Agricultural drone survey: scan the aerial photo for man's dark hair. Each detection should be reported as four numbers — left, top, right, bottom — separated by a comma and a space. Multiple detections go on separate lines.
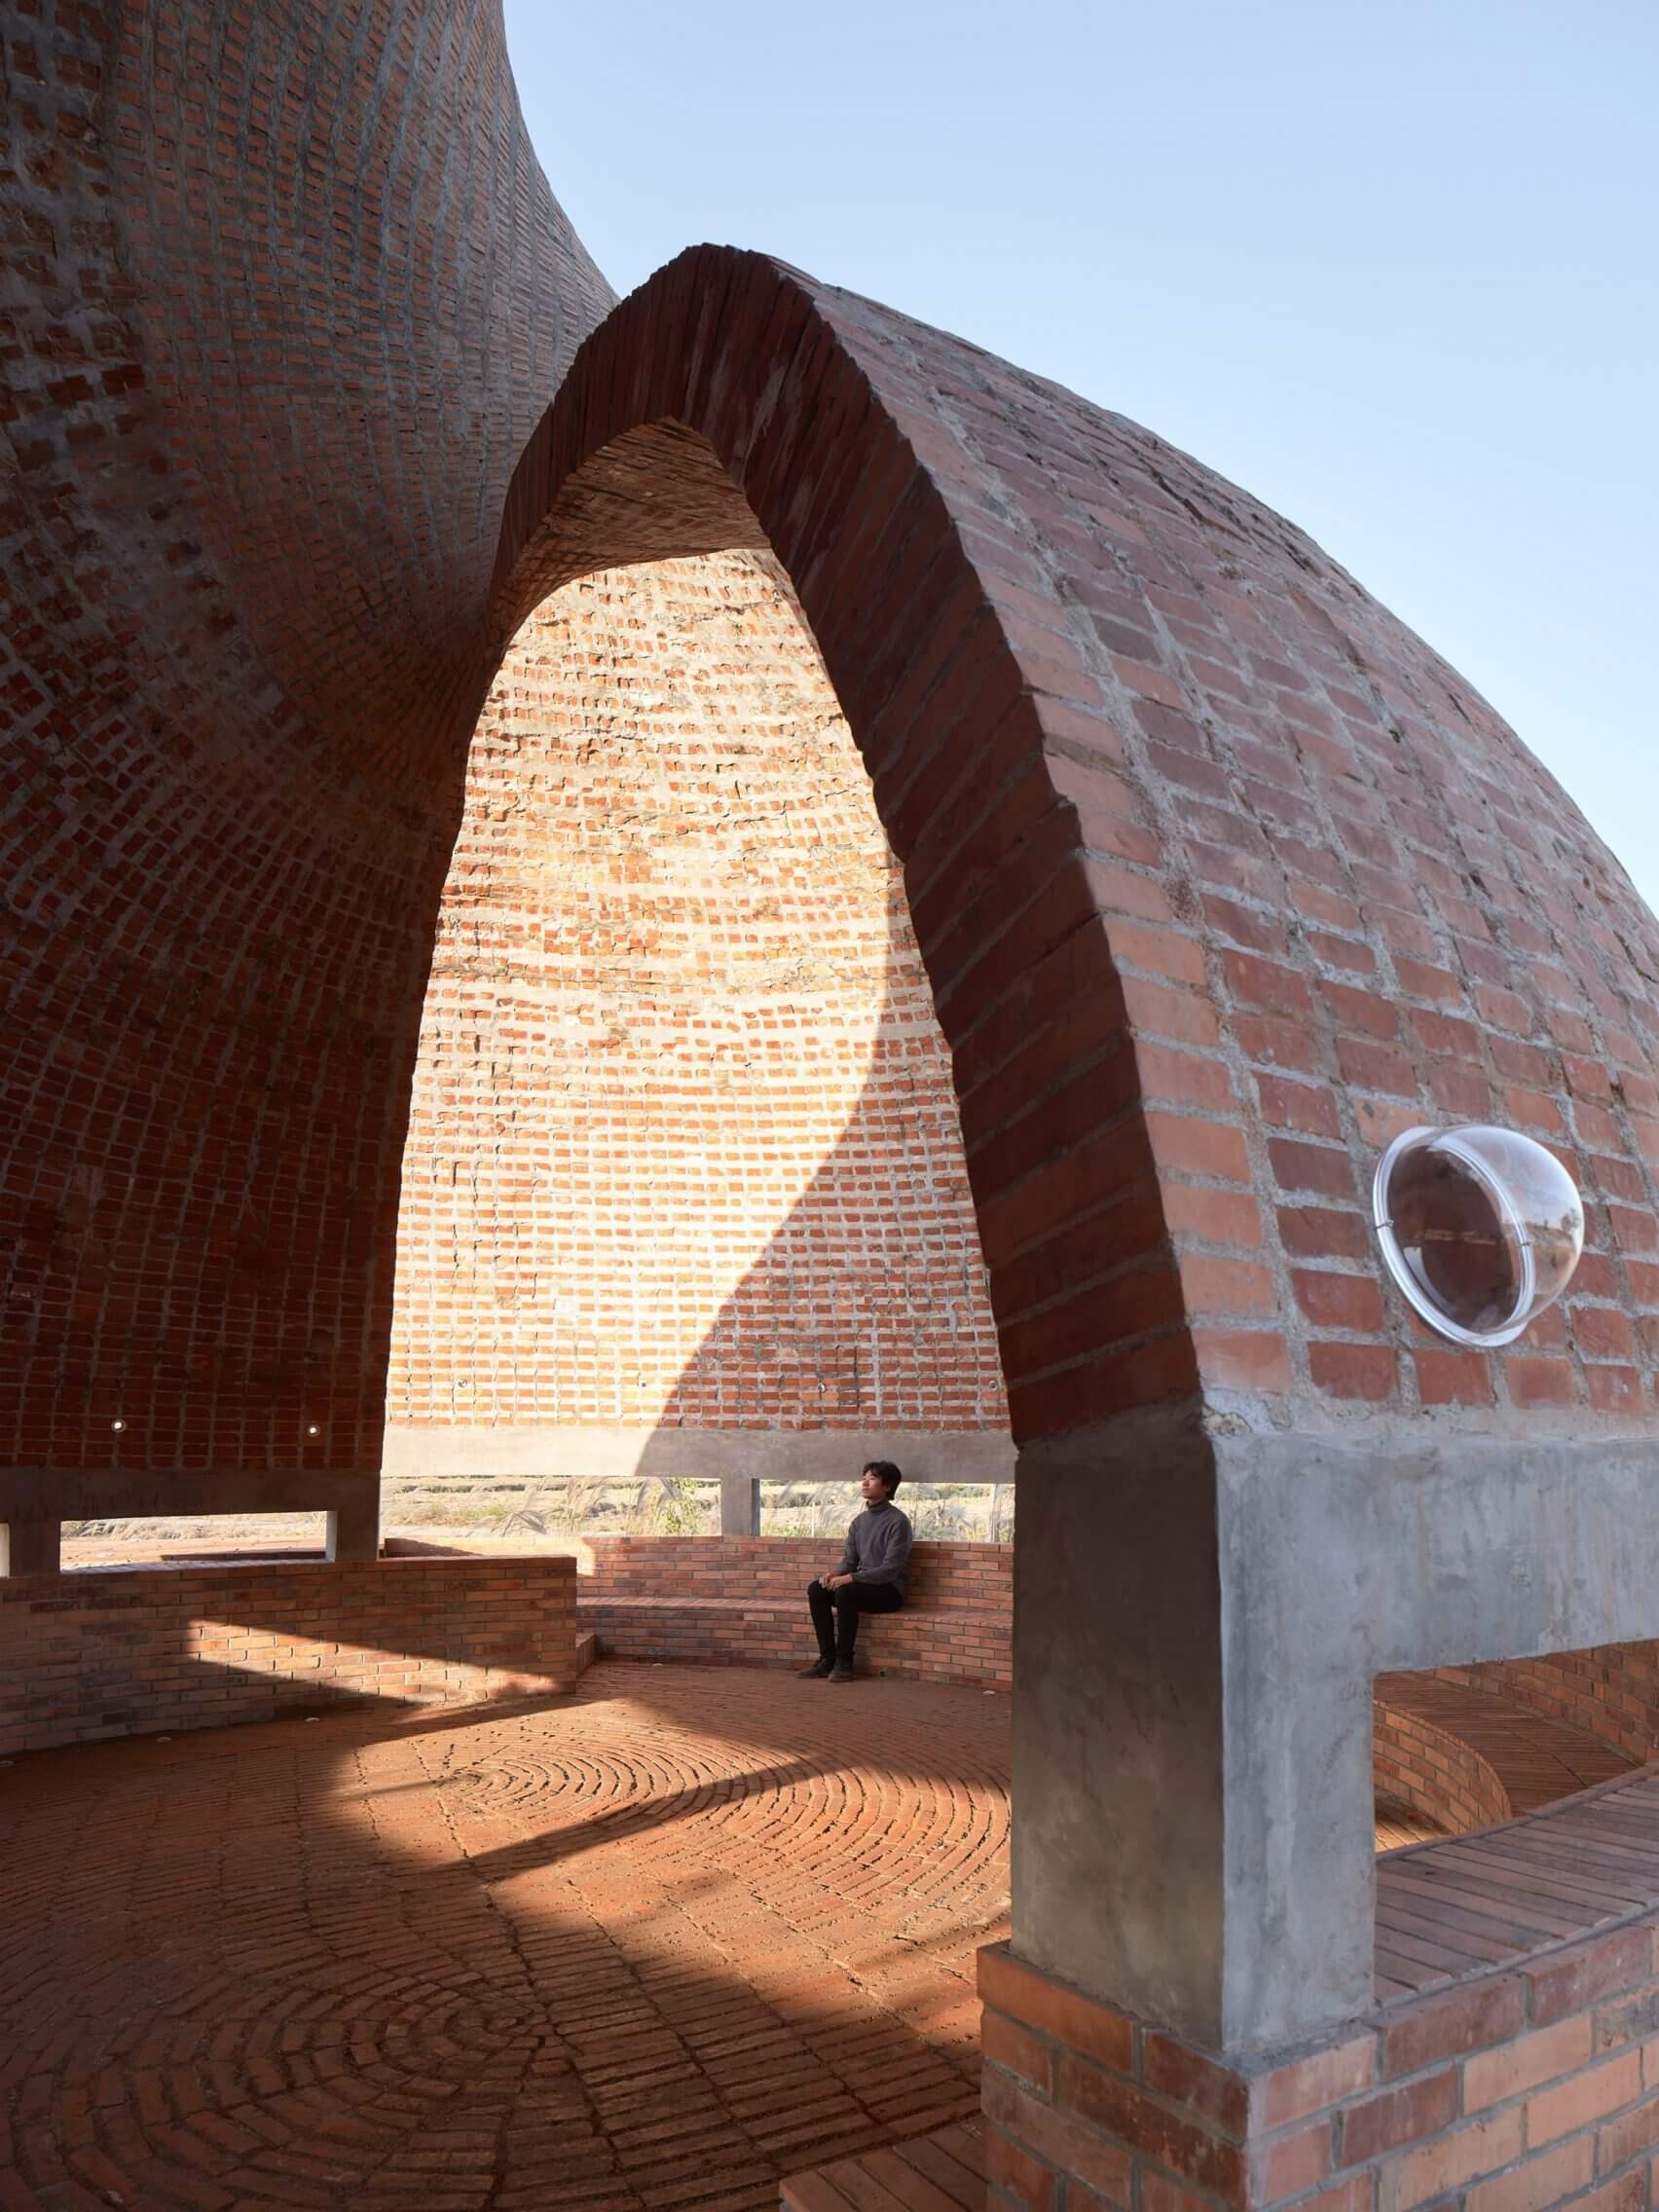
863, 1459, 903, 1498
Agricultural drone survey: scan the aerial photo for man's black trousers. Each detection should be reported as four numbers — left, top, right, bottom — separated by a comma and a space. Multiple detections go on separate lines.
808, 1577, 903, 1665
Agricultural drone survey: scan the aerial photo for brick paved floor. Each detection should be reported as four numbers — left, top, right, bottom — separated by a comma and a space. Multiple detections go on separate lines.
0, 1661, 1010, 2211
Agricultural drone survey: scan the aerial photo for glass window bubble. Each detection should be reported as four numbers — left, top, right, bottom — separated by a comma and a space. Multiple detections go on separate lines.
1372, 1125, 1585, 1348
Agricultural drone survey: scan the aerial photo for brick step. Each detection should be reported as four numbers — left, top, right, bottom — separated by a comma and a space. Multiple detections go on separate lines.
781, 2119, 983, 2210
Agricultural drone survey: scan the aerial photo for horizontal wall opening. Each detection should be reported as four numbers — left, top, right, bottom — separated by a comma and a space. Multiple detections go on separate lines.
61, 1512, 330, 1570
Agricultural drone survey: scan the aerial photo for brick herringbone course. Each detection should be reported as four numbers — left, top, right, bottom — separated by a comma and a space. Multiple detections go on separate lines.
0, 1661, 1010, 2210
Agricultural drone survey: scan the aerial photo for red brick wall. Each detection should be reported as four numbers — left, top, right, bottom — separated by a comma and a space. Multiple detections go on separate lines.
0, 1558, 575, 1755
980, 1918, 1659, 2211
1445, 1644, 1659, 1769
0, 2, 608, 1478
1373, 1697, 1511, 1835
388, 552, 1006, 1441
578, 1534, 1012, 1686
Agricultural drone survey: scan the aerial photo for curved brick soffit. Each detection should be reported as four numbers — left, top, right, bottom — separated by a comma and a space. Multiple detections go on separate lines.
492, 245, 1659, 1444
0, 0, 610, 1472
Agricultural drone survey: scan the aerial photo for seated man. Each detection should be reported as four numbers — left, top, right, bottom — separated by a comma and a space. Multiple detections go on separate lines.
801, 1460, 912, 1682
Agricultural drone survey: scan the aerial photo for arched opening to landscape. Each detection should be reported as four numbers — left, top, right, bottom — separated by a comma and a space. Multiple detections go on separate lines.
386, 542, 1013, 1534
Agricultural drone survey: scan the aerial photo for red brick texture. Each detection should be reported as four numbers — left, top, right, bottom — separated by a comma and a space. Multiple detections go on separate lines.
10, 22, 1659, 1490
492, 247, 1659, 1442
1372, 1695, 1512, 1836
389, 551, 1005, 1439
979, 1907, 1659, 2212
0, 1661, 1003, 2209
1373, 1672, 1637, 1834
1441, 1645, 1659, 1770
0, 1, 609, 1477
0, 1556, 576, 1754
578, 1534, 1013, 1687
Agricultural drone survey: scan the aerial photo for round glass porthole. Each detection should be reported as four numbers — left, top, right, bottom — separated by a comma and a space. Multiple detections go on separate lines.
1372, 1125, 1585, 1348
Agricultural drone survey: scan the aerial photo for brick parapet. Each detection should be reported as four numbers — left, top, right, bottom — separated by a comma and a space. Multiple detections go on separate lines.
579, 1534, 1013, 1686
0, 1557, 576, 1755
978, 1900, 1659, 2211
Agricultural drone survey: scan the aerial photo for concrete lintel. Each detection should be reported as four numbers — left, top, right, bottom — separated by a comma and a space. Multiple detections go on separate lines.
1215, 1424, 1659, 1676
1012, 1404, 1659, 2056
380, 1424, 1016, 1486
0, 1467, 381, 1526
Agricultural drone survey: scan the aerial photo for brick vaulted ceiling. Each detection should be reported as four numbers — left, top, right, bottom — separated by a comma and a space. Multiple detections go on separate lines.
4, 3, 1659, 1486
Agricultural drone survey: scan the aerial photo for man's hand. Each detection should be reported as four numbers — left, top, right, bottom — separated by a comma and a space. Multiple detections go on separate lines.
820, 1573, 848, 1591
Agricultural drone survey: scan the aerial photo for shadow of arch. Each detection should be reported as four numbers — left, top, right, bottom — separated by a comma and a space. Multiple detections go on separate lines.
628, 866, 1014, 1497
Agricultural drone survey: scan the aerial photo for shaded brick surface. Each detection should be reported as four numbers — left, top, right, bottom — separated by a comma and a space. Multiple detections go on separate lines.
0, 0, 608, 1476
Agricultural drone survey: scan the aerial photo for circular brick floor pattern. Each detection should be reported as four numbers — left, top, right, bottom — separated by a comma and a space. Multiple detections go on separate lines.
0, 1662, 1010, 2211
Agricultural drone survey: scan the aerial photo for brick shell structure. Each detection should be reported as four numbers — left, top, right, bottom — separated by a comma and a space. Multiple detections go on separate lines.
491, 248, 1659, 1440
0, 1555, 577, 1755
387, 550, 1006, 1453
1, 0, 608, 1480
9, 9, 1659, 2206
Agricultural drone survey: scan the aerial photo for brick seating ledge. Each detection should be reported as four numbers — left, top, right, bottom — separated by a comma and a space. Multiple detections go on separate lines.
577, 1535, 1013, 1690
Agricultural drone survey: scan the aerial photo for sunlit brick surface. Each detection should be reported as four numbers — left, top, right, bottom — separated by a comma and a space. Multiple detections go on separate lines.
0, 1557, 577, 1756
389, 553, 1004, 1436
0, 1662, 1008, 2210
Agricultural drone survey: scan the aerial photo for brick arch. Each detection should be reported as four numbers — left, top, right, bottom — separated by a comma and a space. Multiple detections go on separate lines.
490, 245, 1659, 1443
487, 251, 1201, 1443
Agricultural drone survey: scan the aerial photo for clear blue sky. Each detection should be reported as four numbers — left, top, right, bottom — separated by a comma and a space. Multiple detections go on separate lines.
504, 0, 1657, 916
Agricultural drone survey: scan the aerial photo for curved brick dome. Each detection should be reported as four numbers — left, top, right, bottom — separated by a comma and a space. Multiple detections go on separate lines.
7, 15, 1657, 1496
1, 1, 609, 1476
492, 247, 1659, 1443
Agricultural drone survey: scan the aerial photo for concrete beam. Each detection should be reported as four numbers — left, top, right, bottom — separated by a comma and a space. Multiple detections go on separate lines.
1011, 1403, 1659, 2056
0, 1467, 381, 1525
719, 1473, 759, 1537
381, 1425, 1016, 1486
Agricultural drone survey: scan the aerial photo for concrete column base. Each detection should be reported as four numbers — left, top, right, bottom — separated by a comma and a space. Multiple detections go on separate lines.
719, 1472, 758, 1536
0, 1517, 61, 1575
325, 1496, 381, 1563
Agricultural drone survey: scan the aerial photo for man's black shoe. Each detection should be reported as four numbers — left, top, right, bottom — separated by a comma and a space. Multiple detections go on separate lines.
797, 1658, 833, 1678
828, 1664, 856, 1683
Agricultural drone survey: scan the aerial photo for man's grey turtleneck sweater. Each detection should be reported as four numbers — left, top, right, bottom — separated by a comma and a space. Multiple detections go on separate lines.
835, 1500, 914, 1595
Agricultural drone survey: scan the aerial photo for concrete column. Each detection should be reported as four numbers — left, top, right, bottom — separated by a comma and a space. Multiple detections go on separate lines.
1011, 1411, 1373, 2052
325, 1494, 381, 1563
0, 1516, 61, 1576
719, 1471, 759, 1537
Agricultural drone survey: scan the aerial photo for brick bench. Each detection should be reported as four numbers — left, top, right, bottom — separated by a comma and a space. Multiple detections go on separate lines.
577, 1534, 1012, 1688
1373, 1670, 1637, 1836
